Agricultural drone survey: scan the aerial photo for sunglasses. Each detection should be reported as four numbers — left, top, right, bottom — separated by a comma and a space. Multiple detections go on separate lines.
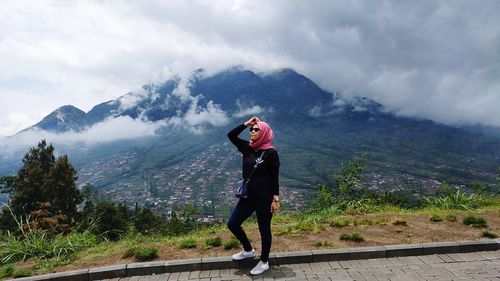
249, 127, 260, 132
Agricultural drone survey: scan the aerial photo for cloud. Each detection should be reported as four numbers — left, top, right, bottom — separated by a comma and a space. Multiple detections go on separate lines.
233, 99, 264, 118
166, 74, 230, 133
0, 116, 166, 158
1, 0, 500, 137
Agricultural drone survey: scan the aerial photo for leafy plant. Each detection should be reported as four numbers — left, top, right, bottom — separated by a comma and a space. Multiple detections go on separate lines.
133, 247, 158, 262
444, 214, 457, 222
391, 218, 407, 226
429, 214, 443, 222
179, 237, 197, 249
482, 231, 498, 239
12, 268, 33, 278
314, 240, 332, 247
205, 236, 222, 248
330, 219, 350, 227
462, 215, 487, 228
223, 238, 240, 250
340, 232, 365, 242
91, 201, 128, 241
423, 183, 479, 210
122, 247, 158, 261
0, 207, 96, 264
0, 265, 14, 278
275, 226, 291, 236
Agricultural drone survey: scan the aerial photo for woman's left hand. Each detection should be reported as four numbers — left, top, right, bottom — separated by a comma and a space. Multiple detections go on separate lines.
271, 197, 280, 213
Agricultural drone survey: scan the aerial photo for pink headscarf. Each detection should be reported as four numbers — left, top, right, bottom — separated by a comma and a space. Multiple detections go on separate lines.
249, 121, 275, 150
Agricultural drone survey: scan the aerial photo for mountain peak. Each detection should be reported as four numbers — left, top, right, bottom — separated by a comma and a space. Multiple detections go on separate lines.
56, 105, 86, 115
29, 105, 88, 133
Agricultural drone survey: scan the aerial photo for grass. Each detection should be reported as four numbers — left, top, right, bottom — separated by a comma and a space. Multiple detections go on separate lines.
444, 214, 457, 222
122, 247, 158, 261
1, 194, 498, 278
430, 214, 443, 222
330, 218, 350, 228
462, 215, 488, 228
223, 238, 240, 250
0, 228, 97, 264
391, 218, 407, 226
340, 232, 365, 242
314, 240, 332, 247
12, 268, 33, 278
205, 237, 222, 248
394, 227, 404, 233
179, 237, 197, 249
481, 231, 498, 239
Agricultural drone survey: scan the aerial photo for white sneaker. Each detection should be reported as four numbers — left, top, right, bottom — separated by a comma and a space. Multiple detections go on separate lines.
250, 260, 269, 275
232, 249, 256, 260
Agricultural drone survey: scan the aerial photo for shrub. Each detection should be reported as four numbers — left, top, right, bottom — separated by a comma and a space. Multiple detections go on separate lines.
444, 214, 457, 222
205, 237, 222, 248
134, 208, 162, 235
462, 215, 487, 228
0, 265, 14, 278
429, 214, 443, 222
330, 219, 349, 227
423, 184, 479, 210
160, 215, 199, 237
179, 237, 197, 249
12, 268, 33, 278
122, 248, 136, 259
91, 202, 128, 241
391, 218, 407, 226
122, 247, 158, 261
134, 247, 158, 262
223, 238, 240, 250
314, 240, 332, 247
297, 220, 325, 233
374, 217, 388, 225
276, 226, 291, 236
340, 232, 365, 242
481, 231, 498, 239
330, 219, 350, 227
0, 226, 96, 264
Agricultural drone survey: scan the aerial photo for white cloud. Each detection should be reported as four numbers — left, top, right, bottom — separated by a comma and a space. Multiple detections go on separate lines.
1, 0, 500, 137
0, 116, 166, 158
234, 105, 263, 118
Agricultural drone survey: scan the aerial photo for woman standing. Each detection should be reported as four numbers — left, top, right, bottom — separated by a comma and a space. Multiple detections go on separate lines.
227, 116, 280, 275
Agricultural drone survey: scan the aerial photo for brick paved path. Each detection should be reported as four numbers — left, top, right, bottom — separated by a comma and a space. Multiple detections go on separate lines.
104, 250, 500, 281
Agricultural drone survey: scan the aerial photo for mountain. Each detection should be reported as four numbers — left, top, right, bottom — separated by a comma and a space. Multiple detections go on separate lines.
1, 67, 499, 213
28, 105, 89, 132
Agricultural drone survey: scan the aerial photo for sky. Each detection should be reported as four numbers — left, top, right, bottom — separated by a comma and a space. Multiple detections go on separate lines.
1, 0, 500, 138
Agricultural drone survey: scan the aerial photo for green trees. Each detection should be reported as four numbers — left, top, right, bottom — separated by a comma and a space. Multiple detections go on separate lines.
91, 202, 128, 241
315, 153, 367, 209
45, 155, 82, 220
2, 140, 83, 231
134, 208, 160, 235
0, 175, 16, 197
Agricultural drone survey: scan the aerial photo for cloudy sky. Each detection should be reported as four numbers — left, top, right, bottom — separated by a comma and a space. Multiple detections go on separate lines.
1, 0, 500, 138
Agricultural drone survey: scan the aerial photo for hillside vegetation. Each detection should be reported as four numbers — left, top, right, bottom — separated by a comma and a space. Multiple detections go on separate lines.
0, 143, 499, 279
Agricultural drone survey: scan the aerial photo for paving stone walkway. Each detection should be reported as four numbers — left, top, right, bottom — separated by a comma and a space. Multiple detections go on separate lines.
103, 250, 500, 281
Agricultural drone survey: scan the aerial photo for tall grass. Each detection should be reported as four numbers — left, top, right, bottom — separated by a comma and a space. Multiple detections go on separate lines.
0, 206, 97, 264
422, 190, 480, 210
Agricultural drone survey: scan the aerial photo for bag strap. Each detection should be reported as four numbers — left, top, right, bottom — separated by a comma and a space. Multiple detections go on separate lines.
245, 150, 266, 183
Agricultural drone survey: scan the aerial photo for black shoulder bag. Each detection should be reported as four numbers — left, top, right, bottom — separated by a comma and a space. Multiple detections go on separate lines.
235, 150, 266, 199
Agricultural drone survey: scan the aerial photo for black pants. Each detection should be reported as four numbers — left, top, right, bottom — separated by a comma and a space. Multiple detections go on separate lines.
227, 196, 273, 262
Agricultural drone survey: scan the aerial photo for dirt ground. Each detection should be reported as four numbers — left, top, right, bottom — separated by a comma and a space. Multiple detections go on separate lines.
49, 209, 499, 273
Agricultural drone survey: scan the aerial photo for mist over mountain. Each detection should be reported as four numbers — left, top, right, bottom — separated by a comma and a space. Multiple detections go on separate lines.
1, 67, 499, 210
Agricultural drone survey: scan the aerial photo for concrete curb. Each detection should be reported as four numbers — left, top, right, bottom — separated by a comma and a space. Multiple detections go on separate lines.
8, 239, 499, 281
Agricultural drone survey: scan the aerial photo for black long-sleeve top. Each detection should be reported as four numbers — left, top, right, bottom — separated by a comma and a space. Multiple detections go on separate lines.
227, 124, 280, 197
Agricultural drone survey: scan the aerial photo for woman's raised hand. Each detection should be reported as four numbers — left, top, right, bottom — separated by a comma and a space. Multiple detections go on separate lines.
244, 116, 260, 127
